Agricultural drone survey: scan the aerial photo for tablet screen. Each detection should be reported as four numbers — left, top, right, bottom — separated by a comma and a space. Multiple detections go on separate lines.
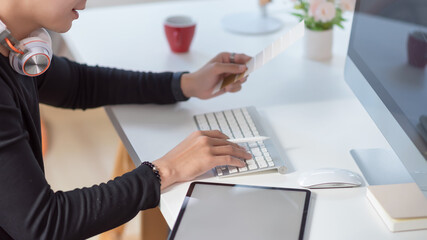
169, 182, 311, 240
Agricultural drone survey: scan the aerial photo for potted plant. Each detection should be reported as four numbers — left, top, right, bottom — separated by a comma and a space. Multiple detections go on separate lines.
290, 0, 355, 60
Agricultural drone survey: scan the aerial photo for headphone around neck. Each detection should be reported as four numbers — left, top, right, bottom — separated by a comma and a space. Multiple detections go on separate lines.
0, 19, 53, 77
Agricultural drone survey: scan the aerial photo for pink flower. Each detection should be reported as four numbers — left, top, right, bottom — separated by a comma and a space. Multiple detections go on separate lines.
309, 0, 326, 17
340, 0, 356, 12
315, 1, 336, 22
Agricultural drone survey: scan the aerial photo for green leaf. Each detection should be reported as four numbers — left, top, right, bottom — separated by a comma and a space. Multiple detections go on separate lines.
291, 13, 304, 18
301, 2, 309, 12
294, 4, 303, 10
336, 22, 344, 29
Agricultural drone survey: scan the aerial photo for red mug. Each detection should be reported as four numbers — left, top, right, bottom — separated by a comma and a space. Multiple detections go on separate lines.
164, 16, 196, 53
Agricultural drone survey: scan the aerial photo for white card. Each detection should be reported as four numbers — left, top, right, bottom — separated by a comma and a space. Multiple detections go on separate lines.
212, 21, 305, 94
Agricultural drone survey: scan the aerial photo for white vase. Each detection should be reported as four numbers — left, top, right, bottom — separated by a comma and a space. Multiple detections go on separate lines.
304, 27, 333, 61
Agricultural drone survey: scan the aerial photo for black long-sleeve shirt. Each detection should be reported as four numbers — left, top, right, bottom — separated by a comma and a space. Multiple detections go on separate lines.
0, 55, 187, 239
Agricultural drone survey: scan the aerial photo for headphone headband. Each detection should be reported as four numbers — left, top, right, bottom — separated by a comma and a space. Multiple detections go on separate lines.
0, 21, 25, 53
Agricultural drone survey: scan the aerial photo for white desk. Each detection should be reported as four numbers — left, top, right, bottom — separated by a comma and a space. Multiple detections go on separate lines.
63, 0, 427, 239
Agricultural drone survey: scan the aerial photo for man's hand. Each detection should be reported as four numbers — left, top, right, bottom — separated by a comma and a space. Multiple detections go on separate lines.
180, 52, 251, 99
153, 130, 251, 190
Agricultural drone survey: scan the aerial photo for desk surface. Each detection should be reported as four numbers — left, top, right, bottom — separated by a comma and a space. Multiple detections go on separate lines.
63, 0, 427, 239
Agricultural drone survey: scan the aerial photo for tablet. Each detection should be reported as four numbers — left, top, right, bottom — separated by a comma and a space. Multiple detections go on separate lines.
168, 182, 311, 240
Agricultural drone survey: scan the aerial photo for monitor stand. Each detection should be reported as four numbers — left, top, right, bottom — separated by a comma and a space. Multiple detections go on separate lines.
351, 147, 427, 197
350, 148, 414, 185
221, 5, 283, 35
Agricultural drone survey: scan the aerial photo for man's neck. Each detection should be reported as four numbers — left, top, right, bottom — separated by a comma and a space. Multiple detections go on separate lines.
0, 5, 40, 57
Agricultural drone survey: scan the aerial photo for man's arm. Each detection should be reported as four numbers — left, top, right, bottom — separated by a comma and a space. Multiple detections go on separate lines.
0, 77, 161, 239
37, 56, 187, 109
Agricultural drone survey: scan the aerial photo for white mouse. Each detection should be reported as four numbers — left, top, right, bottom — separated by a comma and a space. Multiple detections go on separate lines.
298, 168, 363, 188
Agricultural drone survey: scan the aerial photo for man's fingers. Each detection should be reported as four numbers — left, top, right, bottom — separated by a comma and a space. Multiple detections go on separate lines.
212, 145, 252, 160
216, 155, 247, 168
224, 82, 242, 93
207, 138, 247, 151
233, 54, 252, 64
200, 130, 229, 139
238, 76, 248, 84
214, 62, 247, 75
218, 52, 251, 64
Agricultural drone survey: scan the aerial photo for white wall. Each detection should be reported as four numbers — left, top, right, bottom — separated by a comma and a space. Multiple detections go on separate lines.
87, 0, 205, 8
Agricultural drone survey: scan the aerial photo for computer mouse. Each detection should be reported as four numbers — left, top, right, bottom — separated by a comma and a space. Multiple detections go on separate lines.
298, 168, 363, 188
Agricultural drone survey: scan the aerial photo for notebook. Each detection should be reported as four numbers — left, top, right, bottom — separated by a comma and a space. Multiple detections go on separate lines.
366, 183, 427, 232
168, 182, 311, 240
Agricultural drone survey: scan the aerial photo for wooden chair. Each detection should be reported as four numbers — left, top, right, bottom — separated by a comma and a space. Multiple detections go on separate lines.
41, 118, 48, 156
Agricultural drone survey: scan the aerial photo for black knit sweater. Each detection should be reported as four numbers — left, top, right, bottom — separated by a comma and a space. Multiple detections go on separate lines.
0, 55, 187, 239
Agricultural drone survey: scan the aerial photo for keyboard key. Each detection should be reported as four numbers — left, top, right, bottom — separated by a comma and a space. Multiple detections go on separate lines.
220, 166, 229, 175
194, 107, 285, 177
248, 164, 258, 170
246, 159, 255, 166
206, 113, 215, 122
239, 143, 249, 150
228, 166, 238, 174
233, 109, 244, 118
216, 167, 223, 176
215, 112, 231, 133
258, 161, 268, 168
251, 148, 262, 157
239, 166, 248, 172
223, 131, 233, 138
255, 156, 265, 163
199, 124, 210, 130
241, 127, 252, 137
224, 110, 234, 122
249, 142, 258, 148
206, 113, 220, 130
195, 115, 207, 122
214, 112, 225, 120
234, 132, 243, 138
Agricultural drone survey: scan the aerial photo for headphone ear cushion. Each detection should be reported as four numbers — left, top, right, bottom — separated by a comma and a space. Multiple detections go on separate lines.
10, 28, 53, 76
8, 51, 24, 75
25, 28, 53, 58
28, 29, 52, 48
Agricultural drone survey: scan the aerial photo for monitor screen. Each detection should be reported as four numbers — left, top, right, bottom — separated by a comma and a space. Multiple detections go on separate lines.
346, 0, 427, 193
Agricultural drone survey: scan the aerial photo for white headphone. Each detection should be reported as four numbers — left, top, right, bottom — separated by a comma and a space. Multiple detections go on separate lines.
0, 19, 53, 76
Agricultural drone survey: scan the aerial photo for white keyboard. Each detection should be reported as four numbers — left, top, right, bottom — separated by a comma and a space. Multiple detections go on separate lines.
194, 106, 286, 177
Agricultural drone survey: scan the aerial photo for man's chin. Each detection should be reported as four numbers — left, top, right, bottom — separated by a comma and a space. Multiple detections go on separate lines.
49, 22, 73, 34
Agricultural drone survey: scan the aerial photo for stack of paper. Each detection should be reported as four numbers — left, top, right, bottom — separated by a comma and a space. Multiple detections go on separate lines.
366, 183, 427, 232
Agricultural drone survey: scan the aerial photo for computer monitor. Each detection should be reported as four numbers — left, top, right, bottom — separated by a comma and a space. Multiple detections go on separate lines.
344, 0, 427, 197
